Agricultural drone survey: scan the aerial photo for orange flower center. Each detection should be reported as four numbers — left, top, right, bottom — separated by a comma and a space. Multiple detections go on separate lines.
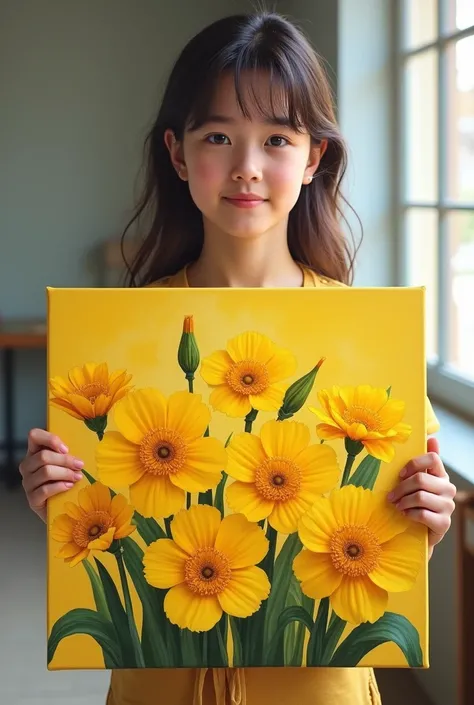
139, 428, 187, 476
329, 525, 381, 577
72, 510, 112, 548
226, 360, 270, 396
342, 406, 382, 432
254, 457, 301, 502
184, 547, 232, 596
79, 382, 109, 405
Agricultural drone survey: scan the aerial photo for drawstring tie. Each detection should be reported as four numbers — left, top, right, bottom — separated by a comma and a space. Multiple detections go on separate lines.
193, 668, 246, 705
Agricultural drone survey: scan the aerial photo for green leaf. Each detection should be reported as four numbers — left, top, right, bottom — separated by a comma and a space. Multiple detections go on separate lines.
120, 537, 175, 667
347, 454, 381, 491
214, 472, 228, 516
263, 533, 302, 659
94, 558, 137, 666
48, 608, 122, 667
134, 513, 167, 545
307, 598, 329, 666
266, 606, 314, 666
230, 617, 243, 667
329, 612, 423, 667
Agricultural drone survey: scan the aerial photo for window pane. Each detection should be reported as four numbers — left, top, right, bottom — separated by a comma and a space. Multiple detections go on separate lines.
405, 51, 438, 202
405, 209, 438, 361
444, 0, 474, 32
404, 0, 437, 49
446, 37, 474, 202
446, 211, 474, 380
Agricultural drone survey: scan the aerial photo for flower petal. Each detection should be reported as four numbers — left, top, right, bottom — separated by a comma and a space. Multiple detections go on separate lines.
88, 526, 115, 551
167, 391, 210, 441
96, 431, 145, 487
369, 532, 423, 592
226, 480, 274, 523
367, 491, 410, 543
200, 350, 233, 385
250, 384, 285, 412
143, 538, 188, 589
218, 566, 270, 618
227, 433, 266, 483
164, 583, 222, 632
260, 420, 309, 459
130, 474, 184, 518
362, 438, 395, 463
293, 549, 342, 599
331, 575, 388, 625
209, 385, 252, 418
264, 346, 297, 382
171, 504, 221, 555
329, 485, 373, 527
226, 331, 275, 364
298, 496, 338, 552
215, 513, 269, 568
114, 388, 167, 444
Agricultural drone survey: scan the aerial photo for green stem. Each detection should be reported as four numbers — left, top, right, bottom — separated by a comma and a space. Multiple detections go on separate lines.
115, 545, 145, 667
341, 454, 356, 487
244, 408, 258, 433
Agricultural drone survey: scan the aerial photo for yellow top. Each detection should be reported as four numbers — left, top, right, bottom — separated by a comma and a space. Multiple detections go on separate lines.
106, 264, 439, 705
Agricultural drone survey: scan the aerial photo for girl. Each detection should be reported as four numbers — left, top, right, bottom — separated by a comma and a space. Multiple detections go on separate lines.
19, 11, 456, 705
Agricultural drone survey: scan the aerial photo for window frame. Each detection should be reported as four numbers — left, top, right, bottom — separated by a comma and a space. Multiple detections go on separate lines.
396, 0, 474, 420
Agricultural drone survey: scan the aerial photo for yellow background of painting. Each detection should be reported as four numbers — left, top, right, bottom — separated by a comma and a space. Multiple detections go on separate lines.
46, 286, 428, 671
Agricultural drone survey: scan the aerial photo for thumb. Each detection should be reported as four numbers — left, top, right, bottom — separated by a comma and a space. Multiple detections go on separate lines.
427, 436, 440, 454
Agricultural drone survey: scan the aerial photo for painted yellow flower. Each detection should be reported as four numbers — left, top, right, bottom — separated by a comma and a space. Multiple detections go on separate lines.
49, 362, 133, 420
96, 389, 227, 518
309, 385, 412, 462
50, 482, 136, 567
200, 331, 297, 418
143, 504, 271, 632
226, 420, 340, 534
293, 485, 423, 625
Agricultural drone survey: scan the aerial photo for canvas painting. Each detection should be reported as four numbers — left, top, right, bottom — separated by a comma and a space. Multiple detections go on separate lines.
46, 286, 429, 671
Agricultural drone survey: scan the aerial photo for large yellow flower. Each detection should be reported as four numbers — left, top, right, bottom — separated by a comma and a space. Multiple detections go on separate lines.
226, 420, 340, 534
49, 362, 132, 420
143, 504, 271, 632
293, 485, 423, 625
50, 482, 136, 567
200, 331, 297, 418
96, 389, 227, 518
309, 385, 412, 462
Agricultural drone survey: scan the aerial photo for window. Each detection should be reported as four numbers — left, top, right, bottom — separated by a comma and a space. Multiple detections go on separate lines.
398, 0, 474, 419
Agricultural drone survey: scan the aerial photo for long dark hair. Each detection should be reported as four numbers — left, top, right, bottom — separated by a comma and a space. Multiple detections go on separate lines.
122, 12, 361, 287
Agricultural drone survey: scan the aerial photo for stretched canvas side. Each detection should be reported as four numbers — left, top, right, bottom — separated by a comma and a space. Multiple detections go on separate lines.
46, 286, 429, 671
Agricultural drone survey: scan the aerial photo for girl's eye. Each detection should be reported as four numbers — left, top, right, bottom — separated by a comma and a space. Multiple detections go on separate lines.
207, 134, 230, 145
266, 135, 289, 147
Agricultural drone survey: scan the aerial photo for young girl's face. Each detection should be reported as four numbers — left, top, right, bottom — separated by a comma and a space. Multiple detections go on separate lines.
167, 71, 325, 242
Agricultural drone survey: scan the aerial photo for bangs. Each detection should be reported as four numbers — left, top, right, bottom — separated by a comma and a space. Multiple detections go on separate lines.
185, 45, 321, 136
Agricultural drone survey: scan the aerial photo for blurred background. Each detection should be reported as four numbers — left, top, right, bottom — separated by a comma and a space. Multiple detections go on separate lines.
0, 1, 473, 704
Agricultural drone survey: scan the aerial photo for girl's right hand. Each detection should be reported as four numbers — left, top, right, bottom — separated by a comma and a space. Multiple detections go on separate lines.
19, 429, 84, 523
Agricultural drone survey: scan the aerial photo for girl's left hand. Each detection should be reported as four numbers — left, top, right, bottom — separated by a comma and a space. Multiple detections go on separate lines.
387, 437, 457, 557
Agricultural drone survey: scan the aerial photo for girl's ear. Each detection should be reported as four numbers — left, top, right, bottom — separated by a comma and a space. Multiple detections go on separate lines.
164, 129, 188, 181
303, 138, 328, 184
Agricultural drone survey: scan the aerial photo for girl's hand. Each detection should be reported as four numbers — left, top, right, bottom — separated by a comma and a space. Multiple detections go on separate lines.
18, 428, 84, 523
387, 437, 457, 558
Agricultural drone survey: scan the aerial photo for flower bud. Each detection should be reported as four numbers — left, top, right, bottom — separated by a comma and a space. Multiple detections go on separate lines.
277, 357, 325, 421
178, 315, 200, 381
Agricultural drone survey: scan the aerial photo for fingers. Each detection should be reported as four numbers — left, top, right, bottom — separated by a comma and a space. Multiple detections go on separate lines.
399, 451, 447, 480
401, 507, 452, 541
28, 481, 78, 513
26, 428, 68, 456
388, 470, 456, 505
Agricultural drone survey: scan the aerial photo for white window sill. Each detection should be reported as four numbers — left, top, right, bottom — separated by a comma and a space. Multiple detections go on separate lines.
431, 403, 474, 487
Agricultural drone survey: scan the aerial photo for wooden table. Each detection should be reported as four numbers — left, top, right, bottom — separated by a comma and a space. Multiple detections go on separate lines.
0, 318, 46, 487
